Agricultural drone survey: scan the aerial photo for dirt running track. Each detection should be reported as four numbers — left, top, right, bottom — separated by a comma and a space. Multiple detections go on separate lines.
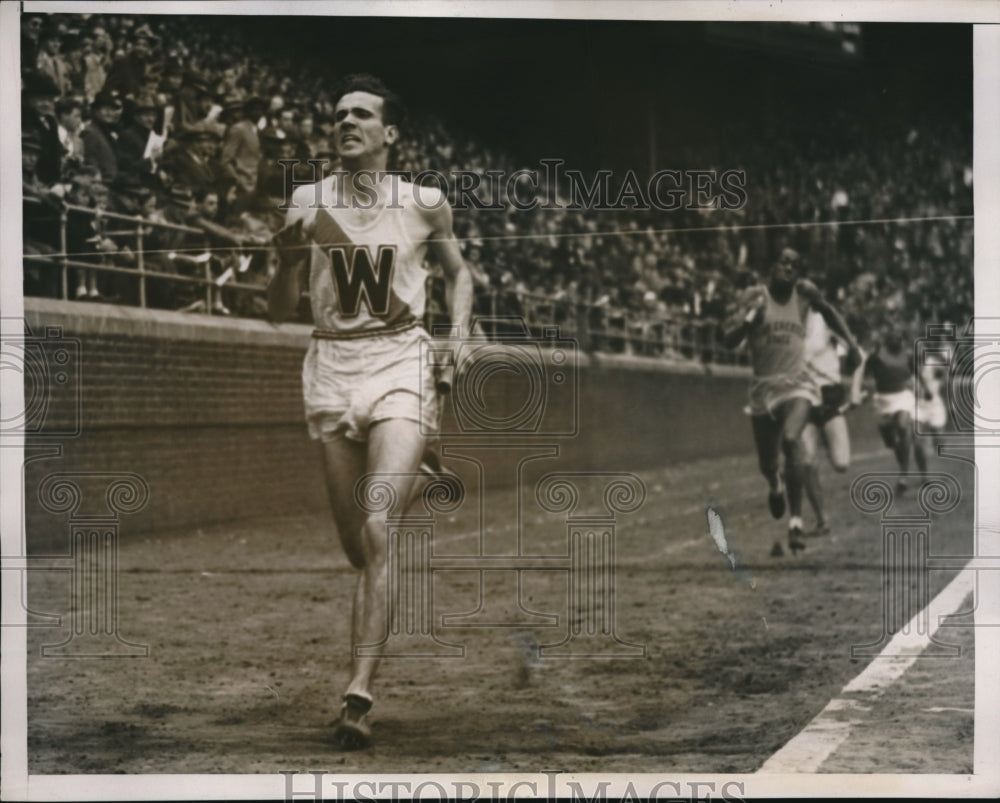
26, 448, 975, 775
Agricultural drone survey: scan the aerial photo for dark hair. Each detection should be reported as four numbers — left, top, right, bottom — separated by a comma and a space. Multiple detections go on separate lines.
55, 97, 83, 117
193, 186, 219, 203
67, 163, 102, 184
883, 328, 904, 353
331, 73, 405, 127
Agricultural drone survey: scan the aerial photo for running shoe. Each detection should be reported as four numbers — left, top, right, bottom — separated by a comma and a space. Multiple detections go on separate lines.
788, 526, 806, 555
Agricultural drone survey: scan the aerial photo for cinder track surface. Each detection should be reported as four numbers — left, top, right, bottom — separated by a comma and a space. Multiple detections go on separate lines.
26, 448, 975, 775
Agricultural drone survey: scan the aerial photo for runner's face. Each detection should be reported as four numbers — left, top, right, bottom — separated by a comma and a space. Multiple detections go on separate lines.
333, 91, 396, 160
770, 255, 797, 288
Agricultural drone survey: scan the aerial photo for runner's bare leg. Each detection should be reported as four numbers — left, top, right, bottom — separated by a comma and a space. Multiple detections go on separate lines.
321, 436, 368, 569
823, 415, 850, 472
892, 411, 913, 478
346, 418, 426, 700
800, 423, 825, 529
780, 398, 813, 520
751, 414, 782, 493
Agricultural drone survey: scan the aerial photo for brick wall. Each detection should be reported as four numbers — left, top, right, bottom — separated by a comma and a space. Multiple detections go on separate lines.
22, 298, 876, 550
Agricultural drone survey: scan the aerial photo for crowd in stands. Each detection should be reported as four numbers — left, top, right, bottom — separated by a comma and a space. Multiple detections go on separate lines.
21, 12, 973, 356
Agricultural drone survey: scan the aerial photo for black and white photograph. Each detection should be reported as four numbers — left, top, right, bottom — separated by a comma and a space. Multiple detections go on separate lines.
2, 1, 998, 800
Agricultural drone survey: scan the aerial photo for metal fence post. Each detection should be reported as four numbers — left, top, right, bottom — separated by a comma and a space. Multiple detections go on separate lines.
204, 258, 212, 312
135, 219, 146, 309
58, 209, 69, 301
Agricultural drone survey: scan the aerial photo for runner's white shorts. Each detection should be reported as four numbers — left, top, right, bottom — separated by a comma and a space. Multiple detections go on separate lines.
916, 395, 948, 429
873, 390, 915, 423
748, 372, 821, 417
303, 326, 440, 443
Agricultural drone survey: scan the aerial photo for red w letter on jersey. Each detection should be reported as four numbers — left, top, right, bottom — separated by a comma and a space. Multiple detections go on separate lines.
328, 245, 397, 318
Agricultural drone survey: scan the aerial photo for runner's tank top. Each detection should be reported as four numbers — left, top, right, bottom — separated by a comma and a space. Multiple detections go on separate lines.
748, 284, 810, 379
921, 353, 947, 398
804, 309, 841, 386
302, 177, 434, 334
867, 348, 913, 394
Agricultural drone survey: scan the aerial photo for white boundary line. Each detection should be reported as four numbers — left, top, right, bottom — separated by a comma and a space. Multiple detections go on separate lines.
757, 565, 976, 774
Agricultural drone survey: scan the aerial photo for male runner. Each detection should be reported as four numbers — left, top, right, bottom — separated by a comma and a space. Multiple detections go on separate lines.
862, 328, 928, 494
722, 248, 861, 557
916, 349, 949, 448
799, 308, 863, 536
268, 74, 473, 749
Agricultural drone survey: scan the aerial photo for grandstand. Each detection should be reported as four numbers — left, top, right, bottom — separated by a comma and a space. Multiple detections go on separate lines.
20, 14, 973, 357
11, 10, 989, 790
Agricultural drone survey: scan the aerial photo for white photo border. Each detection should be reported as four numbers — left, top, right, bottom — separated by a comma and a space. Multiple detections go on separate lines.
2, 1, 998, 800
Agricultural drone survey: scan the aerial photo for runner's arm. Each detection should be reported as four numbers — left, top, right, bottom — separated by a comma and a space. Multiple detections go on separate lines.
913, 356, 933, 400
421, 196, 473, 392
798, 280, 862, 369
849, 349, 871, 405
423, 200, 473, 338
720, 285, 765, 349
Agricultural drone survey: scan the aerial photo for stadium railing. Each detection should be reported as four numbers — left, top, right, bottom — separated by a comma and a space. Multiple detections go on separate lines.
22, 197, 269, 313
22, 198, 747, 365
471, 288, 747, 365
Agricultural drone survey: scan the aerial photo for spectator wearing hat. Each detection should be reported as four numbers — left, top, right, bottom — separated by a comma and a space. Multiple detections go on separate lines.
61, 165, 118, 301
23, 129, 65, 299
256, 126, 299, 201
82, 27, 110, 104
22, 72, 64, 185
55, 97, 85, 169
157, 57, 185, 130
167, 121, 222, 190
21, 130, 57, 206
80, 32, 108, 106
110, 173, 153, 217
136, 60, 166, 110
35, 23, 71, 97
218, 88, 247, 118
21, 14, 45, 70
103, 174, 156, 304
103, 22, 160, 101
81, 89, 124, 186
191, 186, 258, 315
176, 70, 215, 131
88, 23, 113, 64
117, 93, 160, 183
22, 129, 66, 226
144, 184, 200, 310
60, 29, 89, 99
219, 95, 264, 194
